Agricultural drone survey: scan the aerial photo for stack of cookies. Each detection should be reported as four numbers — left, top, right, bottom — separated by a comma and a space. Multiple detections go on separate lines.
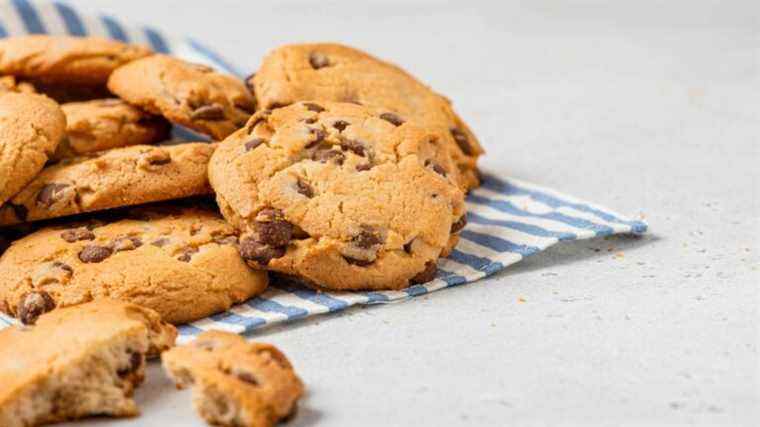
0, 35, 483, 426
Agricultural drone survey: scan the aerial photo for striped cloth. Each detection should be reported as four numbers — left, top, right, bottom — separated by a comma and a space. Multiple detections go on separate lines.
0, 0, 647, 342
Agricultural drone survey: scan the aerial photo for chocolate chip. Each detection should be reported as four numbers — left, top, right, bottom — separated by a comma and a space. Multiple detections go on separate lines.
450, 128, 473, 155
36, 183, 69, 208
118, 351, 143, 377
343, 256, 374, 267
403, 240, 414, 254
353, 226, 383, 249
151, 237, 170, 247
78, 245, 113, 263
60, 228, 95, 243
333, 120, 349, 132
146, 151, 171, 165
356, 163, 373, 172
244, 138, 266, 152
255, 209, 293, 248
236, 371, 260, 386
303, 117, 317, 124
51, 261, 73, 274
113, 236, 143, 252
379, 112, 404, 126
295, 179, 314, 198
177, 247, 199, 262
309, 52, 330, 69
306, 128, 326, 147
425, 160, 447, 177
410, 261, 437, 284
303, 102, 325, 113
18, 291, 55, 325
191, 104, 225, 120
10, 203, 28, 221
451, 215, 467, 233
339, 139, 366, 157
239, 237, 285, 265
312, 148, 345, 165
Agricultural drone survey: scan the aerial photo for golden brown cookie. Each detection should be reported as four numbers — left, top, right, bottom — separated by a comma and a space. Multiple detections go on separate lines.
162, 331, 303, 427
0, 35, 151, 85
0, 142, 214, 225
0, 300, 176, 427
0, 92, 66, 206
108, 55, 255, 140
209, 101, 466, 291
250, 43, 483, 189
56, 98, 170, 158
0, 204, 268, 324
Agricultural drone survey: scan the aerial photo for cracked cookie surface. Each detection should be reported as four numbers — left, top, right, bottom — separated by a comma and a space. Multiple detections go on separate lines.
162, 331, 303, 427
0, 92, 66, 206
56, 98, 171, 158
209, 101, 466, 290
250, 43, 483, 190
0, 299, 176, 427
0, 205, 268, 324
0, 142, 214, 225
108, 55, 255, 140
0, 35, 151, 85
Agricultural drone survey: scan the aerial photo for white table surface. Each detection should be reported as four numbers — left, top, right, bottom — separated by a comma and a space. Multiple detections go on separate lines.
59, 1, 758, 426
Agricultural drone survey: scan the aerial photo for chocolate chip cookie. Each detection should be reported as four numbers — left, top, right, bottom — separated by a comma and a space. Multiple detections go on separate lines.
0, 204, 268, 324
0, 143, 214, 225
108, 55, 255, 140
0, 35, 151, 85
0, 92, 66, 206
0, 300, 176, 427
162, 331, 303, 427
250, 43, 483, 190
56, 98, 171, 158
209, 101, 466, 290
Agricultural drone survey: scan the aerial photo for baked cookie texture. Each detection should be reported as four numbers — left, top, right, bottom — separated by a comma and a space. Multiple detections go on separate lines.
250, 43, 483, 190
209, 101, 466, 291
162, 331, 303, 427
0, 35, 152, 85
0, 204, 268, 325
108, 55, 255, 140
0, 75, 36, 94
0, 142, 215, 225
56, 98, 171, 158
0, 300, 176, 427
0, 92, 66, 206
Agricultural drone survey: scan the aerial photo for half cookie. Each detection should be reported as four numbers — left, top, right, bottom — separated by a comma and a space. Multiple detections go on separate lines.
0, 205, 268, 324
162, 331, 303, 427
0, 300, 176, 427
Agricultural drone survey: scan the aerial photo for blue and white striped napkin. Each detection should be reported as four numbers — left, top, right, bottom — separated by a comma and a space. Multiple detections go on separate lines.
0, 0, 647, 341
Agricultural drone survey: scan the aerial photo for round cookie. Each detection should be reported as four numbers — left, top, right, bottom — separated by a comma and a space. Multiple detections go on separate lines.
108, 55, 255, 140
162, 331, 303, 427
250, 43, 483, 190
0, 35, 151, 85
209, 101, 466, 291
0, 92, 66, 206
56, 98, 171, 158
0, 143, 214, 225
0, 205, 269, 325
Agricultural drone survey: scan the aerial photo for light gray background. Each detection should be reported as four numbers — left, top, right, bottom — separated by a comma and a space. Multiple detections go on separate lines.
61, 1, 758, 426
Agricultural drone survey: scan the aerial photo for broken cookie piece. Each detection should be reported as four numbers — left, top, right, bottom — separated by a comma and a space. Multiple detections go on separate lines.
162, 331, 303, 427
0, 300, 176, 427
